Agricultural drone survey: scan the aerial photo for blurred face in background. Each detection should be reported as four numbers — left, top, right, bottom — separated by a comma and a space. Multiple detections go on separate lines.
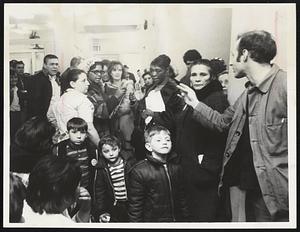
142, 73, 153, 87
190, 64, 212, 90
218, 73, 229, 90
110, 64, 123, 82
101, 65, 109, 82
16, 64, 25, 75
10, 72, 18, 88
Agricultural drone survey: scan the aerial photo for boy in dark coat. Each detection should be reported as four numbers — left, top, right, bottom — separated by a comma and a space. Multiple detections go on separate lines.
128, 125, 189, 222
93, 135, 136, 222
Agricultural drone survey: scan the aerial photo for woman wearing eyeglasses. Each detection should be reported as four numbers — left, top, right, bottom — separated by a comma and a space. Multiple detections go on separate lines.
87, 62, 110, 137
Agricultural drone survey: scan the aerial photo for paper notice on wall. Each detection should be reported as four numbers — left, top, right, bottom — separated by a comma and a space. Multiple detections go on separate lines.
145, 90, 165, 112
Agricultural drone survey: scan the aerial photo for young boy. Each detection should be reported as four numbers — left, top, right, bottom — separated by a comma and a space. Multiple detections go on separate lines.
55, 117, 98, 213
128, 125, 190, 222
93, 135, 136, 222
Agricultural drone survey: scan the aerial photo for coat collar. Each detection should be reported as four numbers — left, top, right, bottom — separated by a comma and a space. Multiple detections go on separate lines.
245, 64, 280, 94
145, 151, 178, 166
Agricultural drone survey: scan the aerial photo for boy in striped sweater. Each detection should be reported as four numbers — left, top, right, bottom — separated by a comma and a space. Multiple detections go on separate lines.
55, 117, 98, 217
94, 135, 136, 222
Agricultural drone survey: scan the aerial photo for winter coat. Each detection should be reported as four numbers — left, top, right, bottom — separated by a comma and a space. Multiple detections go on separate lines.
26, 70, 61, 118
127, 152, 190, 222
192, 64, 288, 220
175, 80, 229, 221
131, 77, 185, 160
176, 80, 229, 186
87, 81, 109, 119
93, 150, 136, 220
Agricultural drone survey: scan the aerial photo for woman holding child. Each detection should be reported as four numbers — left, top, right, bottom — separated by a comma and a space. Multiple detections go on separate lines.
176, 59, 229, 221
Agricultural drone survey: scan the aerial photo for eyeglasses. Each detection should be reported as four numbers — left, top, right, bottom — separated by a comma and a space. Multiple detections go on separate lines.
91, 70, 106, 75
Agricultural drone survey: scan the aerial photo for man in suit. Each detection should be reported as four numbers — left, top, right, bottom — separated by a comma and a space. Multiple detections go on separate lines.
27, 54, 61, 126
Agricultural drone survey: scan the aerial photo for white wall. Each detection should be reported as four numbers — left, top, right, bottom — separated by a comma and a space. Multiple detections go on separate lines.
227, 5, 289, 104
149, 5, 232, 78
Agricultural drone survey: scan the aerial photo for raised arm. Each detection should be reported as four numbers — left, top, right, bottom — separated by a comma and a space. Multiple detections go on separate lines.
177, 83, 238, 132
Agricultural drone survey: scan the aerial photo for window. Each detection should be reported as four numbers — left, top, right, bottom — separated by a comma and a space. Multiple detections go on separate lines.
92, 38, 101, 53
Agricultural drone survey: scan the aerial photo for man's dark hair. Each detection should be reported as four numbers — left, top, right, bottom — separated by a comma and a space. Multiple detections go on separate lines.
67, 117, 88, 132
183, 49, 202, 64
10, 60, 18, 69
26, 155, 81, 214
237, 30, 277, 64
209, 58, 227, 76
10, 173, 26, 222
43, 54, 58, 64
16, 61, 25, 66
101, 59, 111, 67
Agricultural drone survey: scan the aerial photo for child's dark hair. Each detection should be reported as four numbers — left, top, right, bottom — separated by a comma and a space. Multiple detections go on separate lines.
26, 155, 81, 214
66, 117, 88, 132
144, 125, 171, 143
10, 173, 26, 223
98, 135, 121, 150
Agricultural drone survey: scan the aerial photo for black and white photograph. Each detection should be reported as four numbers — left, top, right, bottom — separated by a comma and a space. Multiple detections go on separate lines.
3, 3, 296, 229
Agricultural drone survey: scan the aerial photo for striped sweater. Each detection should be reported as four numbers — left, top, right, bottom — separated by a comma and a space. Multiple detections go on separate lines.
108, 159, 127, 201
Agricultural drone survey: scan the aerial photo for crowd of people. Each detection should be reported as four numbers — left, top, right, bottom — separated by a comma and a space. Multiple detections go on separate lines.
9, 30, 288, 224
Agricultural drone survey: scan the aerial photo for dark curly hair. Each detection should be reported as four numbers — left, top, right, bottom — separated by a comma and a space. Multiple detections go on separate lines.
183, 49, 202, 64
209, 58, 227, 76
237, 30, 277, 64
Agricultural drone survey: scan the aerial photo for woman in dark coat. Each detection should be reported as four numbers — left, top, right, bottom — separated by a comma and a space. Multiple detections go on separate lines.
131, 54, 185, 160
176, 59, 229, 222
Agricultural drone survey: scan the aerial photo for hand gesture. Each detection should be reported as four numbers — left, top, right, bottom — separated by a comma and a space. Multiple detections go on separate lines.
176, 83, 199, 109
99, 213, 111, 223
129, 92, 137, 102
141, 109, 154, 119
76, 187, 91, 222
